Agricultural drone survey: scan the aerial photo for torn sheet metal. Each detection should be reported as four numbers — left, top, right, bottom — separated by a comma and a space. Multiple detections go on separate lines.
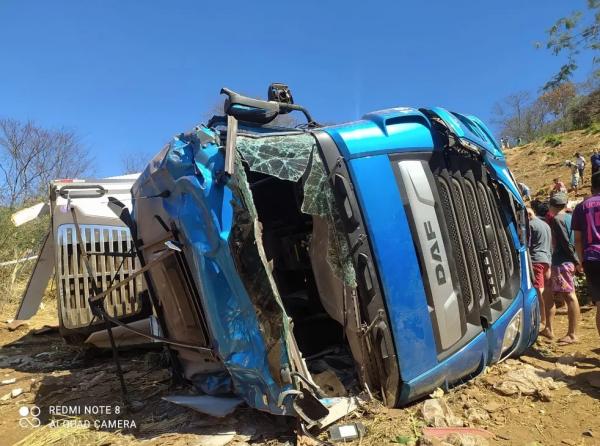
132, 126, 299, 415
162, 395, 244, 417
133, 126, 362, 417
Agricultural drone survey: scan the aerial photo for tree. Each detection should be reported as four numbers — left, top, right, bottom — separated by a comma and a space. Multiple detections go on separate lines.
0, 118, 91, 208
542, 0, 600, 90
537, 82, 577, 131
121, 151, 152, 174
491, 91, 536, 141
491, 91, 558, 142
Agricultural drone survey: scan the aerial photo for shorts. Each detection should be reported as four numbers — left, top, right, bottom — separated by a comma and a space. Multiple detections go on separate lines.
551, 262, 575, 293
583, 261, 600, 303
532, 263, 549, 289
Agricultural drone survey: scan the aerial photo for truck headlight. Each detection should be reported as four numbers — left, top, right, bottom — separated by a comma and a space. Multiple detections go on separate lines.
501, 309, 522, 355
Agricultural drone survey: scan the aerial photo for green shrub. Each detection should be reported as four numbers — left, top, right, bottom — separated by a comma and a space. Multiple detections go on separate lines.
584, 121, 600, 134
0, 205, 49, 314
544, 134, 563, 147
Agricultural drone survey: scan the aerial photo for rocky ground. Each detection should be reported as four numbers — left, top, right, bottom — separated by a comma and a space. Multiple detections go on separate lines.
0, 303, 598, 446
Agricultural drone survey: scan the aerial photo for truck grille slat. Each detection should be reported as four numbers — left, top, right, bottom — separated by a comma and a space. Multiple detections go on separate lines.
57, 224, 144, 329
437, 176, 474, 311
478, 183, 506, 289
450, 177, 485, 307
435, 167, 515, 307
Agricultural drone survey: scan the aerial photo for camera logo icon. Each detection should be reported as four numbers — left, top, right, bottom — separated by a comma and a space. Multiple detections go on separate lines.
18, 405, 41, 428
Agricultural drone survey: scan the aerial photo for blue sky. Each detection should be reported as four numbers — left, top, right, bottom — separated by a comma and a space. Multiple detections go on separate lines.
0, 1, 595, 176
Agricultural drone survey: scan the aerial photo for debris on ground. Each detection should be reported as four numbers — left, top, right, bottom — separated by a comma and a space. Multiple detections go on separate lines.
488, 363, 567, 398
421, 398, 464, 428
162, 395, 244, 417
327, 422, 366, 442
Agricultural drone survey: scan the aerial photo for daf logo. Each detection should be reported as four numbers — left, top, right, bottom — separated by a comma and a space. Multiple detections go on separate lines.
424, 220, 447, 286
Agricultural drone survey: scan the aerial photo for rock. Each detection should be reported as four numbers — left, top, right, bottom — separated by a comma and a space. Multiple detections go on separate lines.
482, 402, 501, 413
0, 378, 16, 385
430, 388, 445, 399
0, 392, 10, 401
561, 440, 577, 445
419, 437, 447, 446
582, 429, 594, 437
554, 362, 577, 377
491, 414, 505, 424
493, 364, 565, 397
10, 388, 22, 398
445, 433, 489, 446
422, 399, 463, 427
7, 320, 28, 331
586, 374, 600, 389
465, 408, 490, 424
538, 389, 553, 402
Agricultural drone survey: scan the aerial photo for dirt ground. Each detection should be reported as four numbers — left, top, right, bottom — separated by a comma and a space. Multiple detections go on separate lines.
504, 129, 600, 200
0, 303, 598, 446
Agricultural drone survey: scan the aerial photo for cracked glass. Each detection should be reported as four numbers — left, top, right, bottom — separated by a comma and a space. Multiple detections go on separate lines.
235, 132, 356, 287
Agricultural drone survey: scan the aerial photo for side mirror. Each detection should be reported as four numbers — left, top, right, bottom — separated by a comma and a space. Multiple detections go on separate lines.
221, 88, 280, 124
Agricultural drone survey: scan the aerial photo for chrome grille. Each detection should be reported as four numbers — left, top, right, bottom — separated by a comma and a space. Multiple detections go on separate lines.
436, 170, 514, 307
56, 224, 144, 329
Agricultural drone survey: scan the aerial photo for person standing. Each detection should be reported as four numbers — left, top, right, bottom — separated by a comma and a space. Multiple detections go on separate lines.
552, 177, 567, 195
540, 192, 581, 344
572, 171, 600, 339
575, 152, 586, 181
527, 208, 552, 330
591, 149, 600, 176
566, 161, 580, 195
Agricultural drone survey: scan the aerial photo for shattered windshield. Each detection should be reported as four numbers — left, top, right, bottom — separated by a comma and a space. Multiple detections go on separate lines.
235, 133, 357, 287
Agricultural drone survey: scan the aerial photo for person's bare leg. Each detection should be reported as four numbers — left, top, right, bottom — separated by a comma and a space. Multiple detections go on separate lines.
537, 287, 546, 327
540, 287, 555, 339
558, 291, 580, 344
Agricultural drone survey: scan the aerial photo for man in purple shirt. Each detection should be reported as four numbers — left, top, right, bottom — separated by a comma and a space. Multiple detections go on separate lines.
572, 171, 600, 339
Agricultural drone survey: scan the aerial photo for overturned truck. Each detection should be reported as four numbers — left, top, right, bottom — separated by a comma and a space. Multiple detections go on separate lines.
120, 85, 538, 423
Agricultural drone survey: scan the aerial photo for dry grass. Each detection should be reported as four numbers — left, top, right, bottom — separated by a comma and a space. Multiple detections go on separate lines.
13, 423, 133, 446
505, 129, 600, 199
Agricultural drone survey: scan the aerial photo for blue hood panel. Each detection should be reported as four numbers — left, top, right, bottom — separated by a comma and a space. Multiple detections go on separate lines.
325, 107, 434, 159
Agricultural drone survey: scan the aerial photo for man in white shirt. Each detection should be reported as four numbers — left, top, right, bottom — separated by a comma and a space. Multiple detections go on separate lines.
576, 152, 586, 180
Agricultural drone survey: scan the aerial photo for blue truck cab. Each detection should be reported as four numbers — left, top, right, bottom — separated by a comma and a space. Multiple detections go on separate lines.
130, 85, 538, 422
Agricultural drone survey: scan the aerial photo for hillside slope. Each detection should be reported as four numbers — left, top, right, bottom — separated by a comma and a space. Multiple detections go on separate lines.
504, 129, 600, 199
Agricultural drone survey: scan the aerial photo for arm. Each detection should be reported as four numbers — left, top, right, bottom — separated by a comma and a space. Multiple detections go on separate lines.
575, 230, 584, 268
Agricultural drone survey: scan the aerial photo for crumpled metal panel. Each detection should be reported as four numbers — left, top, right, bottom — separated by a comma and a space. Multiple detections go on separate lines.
132, 125, 295, 415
